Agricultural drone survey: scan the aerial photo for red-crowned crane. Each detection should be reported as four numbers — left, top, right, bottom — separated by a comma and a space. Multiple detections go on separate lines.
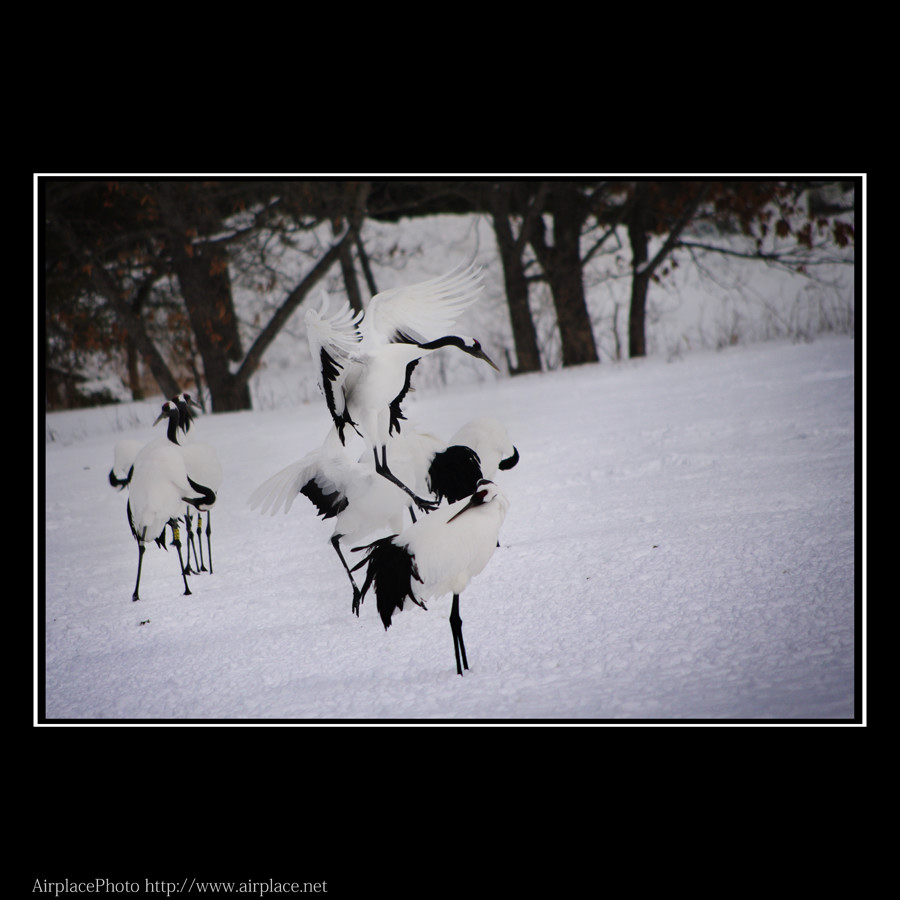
305, 263, 497, 513
426, 416, 519, 504
445, 417, 519, 481
352, 478, 509, 676
126, 401, 216, 601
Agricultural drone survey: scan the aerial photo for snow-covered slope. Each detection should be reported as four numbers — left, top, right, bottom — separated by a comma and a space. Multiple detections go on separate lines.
41, 335, 858, 721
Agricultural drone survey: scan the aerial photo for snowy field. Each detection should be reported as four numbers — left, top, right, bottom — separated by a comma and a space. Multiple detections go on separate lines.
39, 333, 859, 723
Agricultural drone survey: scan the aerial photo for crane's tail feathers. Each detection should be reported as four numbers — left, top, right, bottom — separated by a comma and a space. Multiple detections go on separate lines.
351, 537, 425, 629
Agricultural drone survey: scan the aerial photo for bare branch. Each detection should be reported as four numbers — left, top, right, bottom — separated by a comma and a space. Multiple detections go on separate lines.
55, 218, 181, 398
641, 184, 710, 279
235, 225, 357, 383
676, 238, 853, 269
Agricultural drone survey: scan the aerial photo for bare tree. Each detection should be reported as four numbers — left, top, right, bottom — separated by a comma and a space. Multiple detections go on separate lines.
625, 182, 710, 358
527, 183, 599, 367
485, 182, 544, 374
44, 179, 367, 412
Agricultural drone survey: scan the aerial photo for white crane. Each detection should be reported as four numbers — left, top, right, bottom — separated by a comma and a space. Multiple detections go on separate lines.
126, 401, 216, 601
445, 417, 519, 481
426, 416, 519, 504
171, 393, 222, 574
352, 478, 509, 676
305, 263, 497, 512
249, 427, 411, 612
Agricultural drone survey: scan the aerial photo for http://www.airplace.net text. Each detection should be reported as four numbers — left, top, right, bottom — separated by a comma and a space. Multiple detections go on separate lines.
33, 879, 329, 897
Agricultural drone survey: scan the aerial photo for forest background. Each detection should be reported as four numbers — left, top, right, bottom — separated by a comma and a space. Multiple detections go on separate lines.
42, 178, 857, 415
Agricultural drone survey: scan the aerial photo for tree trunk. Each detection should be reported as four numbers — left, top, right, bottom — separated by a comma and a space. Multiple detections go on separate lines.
627, 187, 651, 358
487, 185, 542, 374
549, 258, 598, 366
501, 255, 542, 374
156, 182, 252, 412
172, 242, 252, 412
126, 277, 155, 400
627, 182, 709, 358
355, 233, 378, 296
629, 271, 650, 358
530, 186, 599, 367
125, 339, 143, 400
335, 218, 364, 313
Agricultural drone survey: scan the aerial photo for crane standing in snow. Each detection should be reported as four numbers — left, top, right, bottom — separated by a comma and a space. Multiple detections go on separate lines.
352, 478, 509, 676
126, 401, 216, 601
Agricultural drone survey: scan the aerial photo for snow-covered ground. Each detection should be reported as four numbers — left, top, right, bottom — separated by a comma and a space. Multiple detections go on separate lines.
39, 333, 859, 723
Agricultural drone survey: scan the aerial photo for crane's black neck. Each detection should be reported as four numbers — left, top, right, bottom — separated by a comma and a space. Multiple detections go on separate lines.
498, 446, 520, 470
164, 411, 182, 445
418, 335, 467, 352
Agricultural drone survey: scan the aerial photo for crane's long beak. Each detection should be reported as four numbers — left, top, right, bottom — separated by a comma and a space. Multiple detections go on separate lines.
447, 482, 491, 523
476, 347, 500, 371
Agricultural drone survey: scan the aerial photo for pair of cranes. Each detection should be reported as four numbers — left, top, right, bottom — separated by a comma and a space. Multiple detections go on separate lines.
112, 263, 514, 676
110, 393, 221, 602
249, 412, 517, 675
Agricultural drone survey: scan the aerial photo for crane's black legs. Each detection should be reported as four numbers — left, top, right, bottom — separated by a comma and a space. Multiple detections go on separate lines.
131, 517, 194, 601
373, 447, 438, 513
169, 520, 192, 596
332, 535, 363, 615
193, 511, 207, 571
183, 508, 198, 574
184, 478, 216, 574
205, 511, 213, 574
132, 541, 145, 602
190, 511, 212, 573
449, 593, 469, 676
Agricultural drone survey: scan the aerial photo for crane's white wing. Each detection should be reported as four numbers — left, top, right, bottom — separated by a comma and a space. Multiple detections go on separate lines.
305, 290, 363, 366
360, 262, 484, 346
248, 457, 316, 515
305, 290, 364, 431
249, 431, 362, 518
